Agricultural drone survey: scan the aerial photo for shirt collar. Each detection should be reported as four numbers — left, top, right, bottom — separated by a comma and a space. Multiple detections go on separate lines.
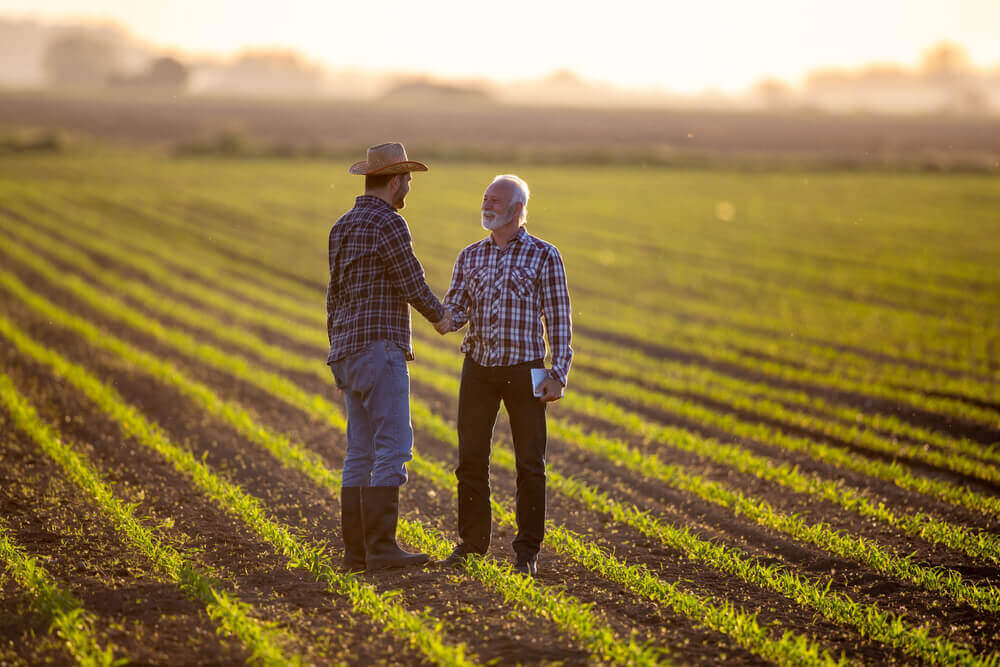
355, 194, 394, 212
487, 225, 527, 249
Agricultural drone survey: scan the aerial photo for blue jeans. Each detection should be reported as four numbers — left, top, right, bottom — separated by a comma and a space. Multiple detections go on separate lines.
330, 340, 413, 487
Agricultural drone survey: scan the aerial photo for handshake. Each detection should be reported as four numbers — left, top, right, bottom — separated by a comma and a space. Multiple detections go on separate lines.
433, 310, 453, 335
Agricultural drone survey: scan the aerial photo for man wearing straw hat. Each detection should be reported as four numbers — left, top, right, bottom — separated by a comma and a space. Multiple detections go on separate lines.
327, 142, 451, 572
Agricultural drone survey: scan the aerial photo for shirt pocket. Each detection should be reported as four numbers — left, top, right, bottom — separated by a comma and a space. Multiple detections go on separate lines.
508, 266, 537, 302
468, 265, 494, 296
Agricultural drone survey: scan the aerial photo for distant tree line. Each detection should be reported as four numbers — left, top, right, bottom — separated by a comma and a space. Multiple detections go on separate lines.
43, 31, 189, 93
754, 42, 997, 115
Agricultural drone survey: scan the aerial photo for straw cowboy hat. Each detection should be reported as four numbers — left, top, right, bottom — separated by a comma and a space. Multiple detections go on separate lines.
349, 142, 428, 175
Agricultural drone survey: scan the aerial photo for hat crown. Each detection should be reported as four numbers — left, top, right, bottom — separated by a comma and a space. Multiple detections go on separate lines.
366, 142, 408, 171
348, 141, 428, 175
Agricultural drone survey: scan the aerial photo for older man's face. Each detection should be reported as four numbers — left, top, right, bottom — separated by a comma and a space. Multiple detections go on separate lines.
481, 181, 517, 231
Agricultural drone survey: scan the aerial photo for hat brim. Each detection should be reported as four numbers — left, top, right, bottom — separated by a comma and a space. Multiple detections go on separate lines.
348, 160, 429, 175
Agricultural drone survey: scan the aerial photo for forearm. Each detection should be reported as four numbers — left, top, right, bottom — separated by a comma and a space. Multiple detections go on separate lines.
410, 282, 444, 323
548, 337, 573, 387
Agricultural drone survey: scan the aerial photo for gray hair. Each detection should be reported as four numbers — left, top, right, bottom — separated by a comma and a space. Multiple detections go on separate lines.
492, 174, 530, 225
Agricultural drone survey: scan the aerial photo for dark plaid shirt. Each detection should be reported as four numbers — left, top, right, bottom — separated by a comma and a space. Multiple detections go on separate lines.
443, 227, 573, 386
326, 195, 444, 364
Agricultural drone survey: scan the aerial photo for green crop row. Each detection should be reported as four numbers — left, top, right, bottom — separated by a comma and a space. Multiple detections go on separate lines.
0, 270, 669, 665
4, 222, 996, 574
0, 235, 854, 665
411, 448, 846, 667
569, 366, 1000, 511
15, 162, 1000, 381
0, 517, 121, 667
152, 187, 1000, 383
4, 198, 996, 476
0, 373, 304, 666
407, 398, 994, 666
5, 204, 997, 529
78, 180, 997, 379
409, 345, 1000, 609
6, 213, 994, 568
9, 190, 997, 427
2, 245, 990, 666
576, 338, 1000, 467
557, 388, 1000, 565
0, 316, 475, 667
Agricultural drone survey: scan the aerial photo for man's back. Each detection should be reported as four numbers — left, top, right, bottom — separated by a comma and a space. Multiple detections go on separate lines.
326, 195, 442, 364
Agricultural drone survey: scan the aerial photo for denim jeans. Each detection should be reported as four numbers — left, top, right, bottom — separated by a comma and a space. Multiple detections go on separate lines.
329, 340, 413, 487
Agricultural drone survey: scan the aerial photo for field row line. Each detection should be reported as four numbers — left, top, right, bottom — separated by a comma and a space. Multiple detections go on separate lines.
0, 373, 306, 666
181, 181, 1000, 318
139, 186, 998, 374
4, 226, 996, 573
0, 279, 851, 666
5, 269, 975, 667
4, 223, 997, 569
0, 319, 475, 666
12, 192, 998, 413
0, 284, 662, 665
568, 219, 1000, 312
1, 257, 993, 665
158, 191, 1000, 386
12, 222, 1000, 562
410, 345, 1000, 604
159, 189, 1000, 382
566, 363, 1000, 512
0, 516, 121, 667
575, 338, 1000, 468
406, 405, 997, 667
4, 198, 996, 469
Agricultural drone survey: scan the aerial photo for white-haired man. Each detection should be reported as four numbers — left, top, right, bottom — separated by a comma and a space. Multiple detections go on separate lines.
434, 174, 573, 577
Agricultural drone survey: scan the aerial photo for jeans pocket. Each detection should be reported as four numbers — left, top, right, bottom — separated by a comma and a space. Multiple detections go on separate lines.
384, 341, 408, 372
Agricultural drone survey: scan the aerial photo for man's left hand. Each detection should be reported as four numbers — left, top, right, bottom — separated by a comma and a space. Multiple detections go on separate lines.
538, 377, 563, 402
433, 311, 452, 335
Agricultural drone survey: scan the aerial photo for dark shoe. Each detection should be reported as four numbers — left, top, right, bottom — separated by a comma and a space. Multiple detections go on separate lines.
361, 486, 429, 570
340, 486, 366, 572
513, 555, 537, 578
436, 545, 474, 569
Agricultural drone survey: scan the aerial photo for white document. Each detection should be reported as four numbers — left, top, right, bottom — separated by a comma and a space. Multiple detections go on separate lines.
531, 368, 564, 398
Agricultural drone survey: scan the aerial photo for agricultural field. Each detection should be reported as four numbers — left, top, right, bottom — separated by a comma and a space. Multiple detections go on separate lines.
0, 149, 999, 665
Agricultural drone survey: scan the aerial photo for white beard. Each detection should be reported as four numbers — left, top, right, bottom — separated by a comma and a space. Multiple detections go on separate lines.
482, 210, 510, 231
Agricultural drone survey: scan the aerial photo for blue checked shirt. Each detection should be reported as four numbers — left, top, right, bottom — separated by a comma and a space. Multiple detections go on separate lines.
443, 227, 573, 386
326, 195, 444, 364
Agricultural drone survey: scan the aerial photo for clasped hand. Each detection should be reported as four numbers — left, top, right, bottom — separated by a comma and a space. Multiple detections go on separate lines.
433, 311, 452, 335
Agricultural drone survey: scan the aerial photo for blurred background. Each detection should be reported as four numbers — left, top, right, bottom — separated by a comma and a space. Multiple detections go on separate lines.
1, 0, 999, 168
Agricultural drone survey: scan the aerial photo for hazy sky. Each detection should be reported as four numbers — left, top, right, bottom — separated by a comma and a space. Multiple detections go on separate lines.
4, 0, 1000, 93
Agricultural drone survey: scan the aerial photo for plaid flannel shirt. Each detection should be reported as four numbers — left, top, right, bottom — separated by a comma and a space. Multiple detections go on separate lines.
443, 227, 573, 386
326, 195, 444, 364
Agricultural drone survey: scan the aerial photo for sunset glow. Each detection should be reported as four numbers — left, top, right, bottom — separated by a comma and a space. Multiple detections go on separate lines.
2, 0, 1000, 92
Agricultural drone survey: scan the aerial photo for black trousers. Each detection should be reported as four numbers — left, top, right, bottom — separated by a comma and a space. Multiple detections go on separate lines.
455, 356, 547, 559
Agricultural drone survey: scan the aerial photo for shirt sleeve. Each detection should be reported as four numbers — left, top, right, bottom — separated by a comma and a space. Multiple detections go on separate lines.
442, 248, 470, 331
325, 227, 336, 345
379, 215, 444, 324
539, 246, 573, 386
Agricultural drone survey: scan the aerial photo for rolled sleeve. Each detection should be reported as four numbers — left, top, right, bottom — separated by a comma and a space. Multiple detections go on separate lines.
539, 247, 573, 386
